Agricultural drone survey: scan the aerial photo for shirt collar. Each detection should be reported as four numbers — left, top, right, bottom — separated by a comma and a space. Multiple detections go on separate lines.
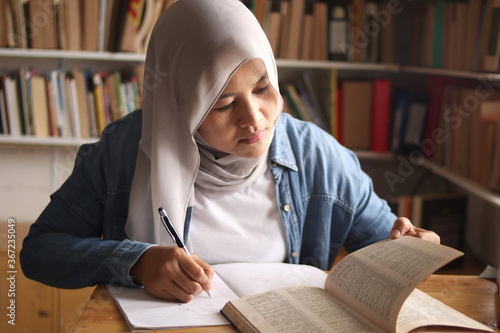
269, 115, 298, 172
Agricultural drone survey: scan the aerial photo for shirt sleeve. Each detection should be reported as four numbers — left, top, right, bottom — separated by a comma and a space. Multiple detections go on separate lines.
20, 120, 151, 289
341, 149, 396, 253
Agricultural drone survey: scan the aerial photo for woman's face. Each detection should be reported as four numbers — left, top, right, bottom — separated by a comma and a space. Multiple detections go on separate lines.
197, 58, 280, 159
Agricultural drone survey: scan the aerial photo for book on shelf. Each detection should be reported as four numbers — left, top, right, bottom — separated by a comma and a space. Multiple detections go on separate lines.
29, 0, 57, 49
341, 80, 372, 149
82, 0, 100, 51
491, 117, 500, 191
1, 73, 22, 136
119, 0, 146, 52
221, 236, 492, 333
30, 74, 50, 137
370, 79, 391, 152
286, 0, 305, 59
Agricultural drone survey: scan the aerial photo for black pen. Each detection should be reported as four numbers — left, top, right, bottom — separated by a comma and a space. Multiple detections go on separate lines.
158, 207, 212, 298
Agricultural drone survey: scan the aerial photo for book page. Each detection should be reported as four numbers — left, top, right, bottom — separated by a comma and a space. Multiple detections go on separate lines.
214, 262, 327, 297
107, 272, 238, 331
223, 286, 384, 333
396, 289, 493, 333
324, 236, 462, 332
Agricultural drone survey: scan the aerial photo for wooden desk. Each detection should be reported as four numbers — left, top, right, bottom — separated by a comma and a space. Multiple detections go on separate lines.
76, 275, 499, 332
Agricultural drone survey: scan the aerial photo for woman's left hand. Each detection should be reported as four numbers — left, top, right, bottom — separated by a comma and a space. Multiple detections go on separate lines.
390, 217, 440, 244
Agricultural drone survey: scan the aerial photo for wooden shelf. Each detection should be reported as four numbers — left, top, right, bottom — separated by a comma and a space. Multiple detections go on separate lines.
0, 48, 145, 62
2, 48, 498, 81
276, 59, 400, 72
0, 135, 97, 147
353, 150, 394, 160
402, 66, 500, 82
421, 159, 500, 208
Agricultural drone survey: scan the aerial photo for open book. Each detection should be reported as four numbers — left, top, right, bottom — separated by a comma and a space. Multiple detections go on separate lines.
108, 262, 327, 330
221, 236, 493, 333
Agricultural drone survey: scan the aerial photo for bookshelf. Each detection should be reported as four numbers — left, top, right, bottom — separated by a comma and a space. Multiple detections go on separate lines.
1, 49, 500, 207
0, 0, 499, 266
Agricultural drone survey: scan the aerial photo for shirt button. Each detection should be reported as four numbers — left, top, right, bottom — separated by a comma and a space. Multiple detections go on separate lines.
272, 162, 278, 168
291, 251, 299, 258
283, 204, 291, 212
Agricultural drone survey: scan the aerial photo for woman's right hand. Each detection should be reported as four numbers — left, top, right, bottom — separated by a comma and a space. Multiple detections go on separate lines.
130, 246, 213, 302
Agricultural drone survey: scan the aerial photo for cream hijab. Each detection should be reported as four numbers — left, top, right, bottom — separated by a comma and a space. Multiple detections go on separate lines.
126, 0, 281, 246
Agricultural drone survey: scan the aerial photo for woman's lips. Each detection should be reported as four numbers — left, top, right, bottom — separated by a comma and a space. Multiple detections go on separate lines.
240, 130, 265, 144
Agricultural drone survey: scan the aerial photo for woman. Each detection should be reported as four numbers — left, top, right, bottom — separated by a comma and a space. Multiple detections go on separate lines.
20, 0, 438, 303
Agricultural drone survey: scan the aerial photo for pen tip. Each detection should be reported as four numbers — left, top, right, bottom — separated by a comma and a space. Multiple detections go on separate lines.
207, 291, 212, 298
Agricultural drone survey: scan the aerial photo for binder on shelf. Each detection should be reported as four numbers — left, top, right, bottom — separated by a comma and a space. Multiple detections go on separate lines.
327, 0, 348, 61
391, 89, 429, 155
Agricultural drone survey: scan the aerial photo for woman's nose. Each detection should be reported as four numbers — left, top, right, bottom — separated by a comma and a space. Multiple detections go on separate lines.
237, 98, 262, 127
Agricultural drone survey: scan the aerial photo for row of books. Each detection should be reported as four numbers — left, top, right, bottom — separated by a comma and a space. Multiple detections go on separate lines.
2, 0, 499, 72
424, 78, 500, 192
245, 0, 394, 62
0, 0, 179, 53
283, 74, 393, 152
408, 0, 500, 72
0, 66, 144, 138
283, 73, 500, 192
2, 0, 394, 63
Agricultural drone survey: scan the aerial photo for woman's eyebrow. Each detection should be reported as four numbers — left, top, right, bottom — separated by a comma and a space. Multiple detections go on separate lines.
218, 73, 269, 100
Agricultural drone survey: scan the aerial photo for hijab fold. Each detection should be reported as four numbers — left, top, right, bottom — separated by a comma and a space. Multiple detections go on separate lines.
126, 0, 281, 247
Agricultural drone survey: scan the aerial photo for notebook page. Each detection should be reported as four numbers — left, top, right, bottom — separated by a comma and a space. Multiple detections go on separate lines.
108, 272, 238, 331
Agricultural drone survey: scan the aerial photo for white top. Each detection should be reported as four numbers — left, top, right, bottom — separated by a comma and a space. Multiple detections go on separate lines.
190, 169, 287, 264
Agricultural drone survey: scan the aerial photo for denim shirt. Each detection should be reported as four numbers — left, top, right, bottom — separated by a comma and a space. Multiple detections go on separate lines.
20, 110, 395, 289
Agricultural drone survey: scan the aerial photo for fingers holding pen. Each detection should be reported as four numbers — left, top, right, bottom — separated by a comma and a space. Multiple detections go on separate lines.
130, 246, 213, 302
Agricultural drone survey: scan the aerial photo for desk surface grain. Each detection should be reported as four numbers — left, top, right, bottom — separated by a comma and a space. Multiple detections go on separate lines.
76, 275, 499, 333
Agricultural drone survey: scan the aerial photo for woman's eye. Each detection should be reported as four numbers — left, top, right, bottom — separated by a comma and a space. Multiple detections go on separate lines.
255, 84, 269, 94
215, 101, 234, 111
